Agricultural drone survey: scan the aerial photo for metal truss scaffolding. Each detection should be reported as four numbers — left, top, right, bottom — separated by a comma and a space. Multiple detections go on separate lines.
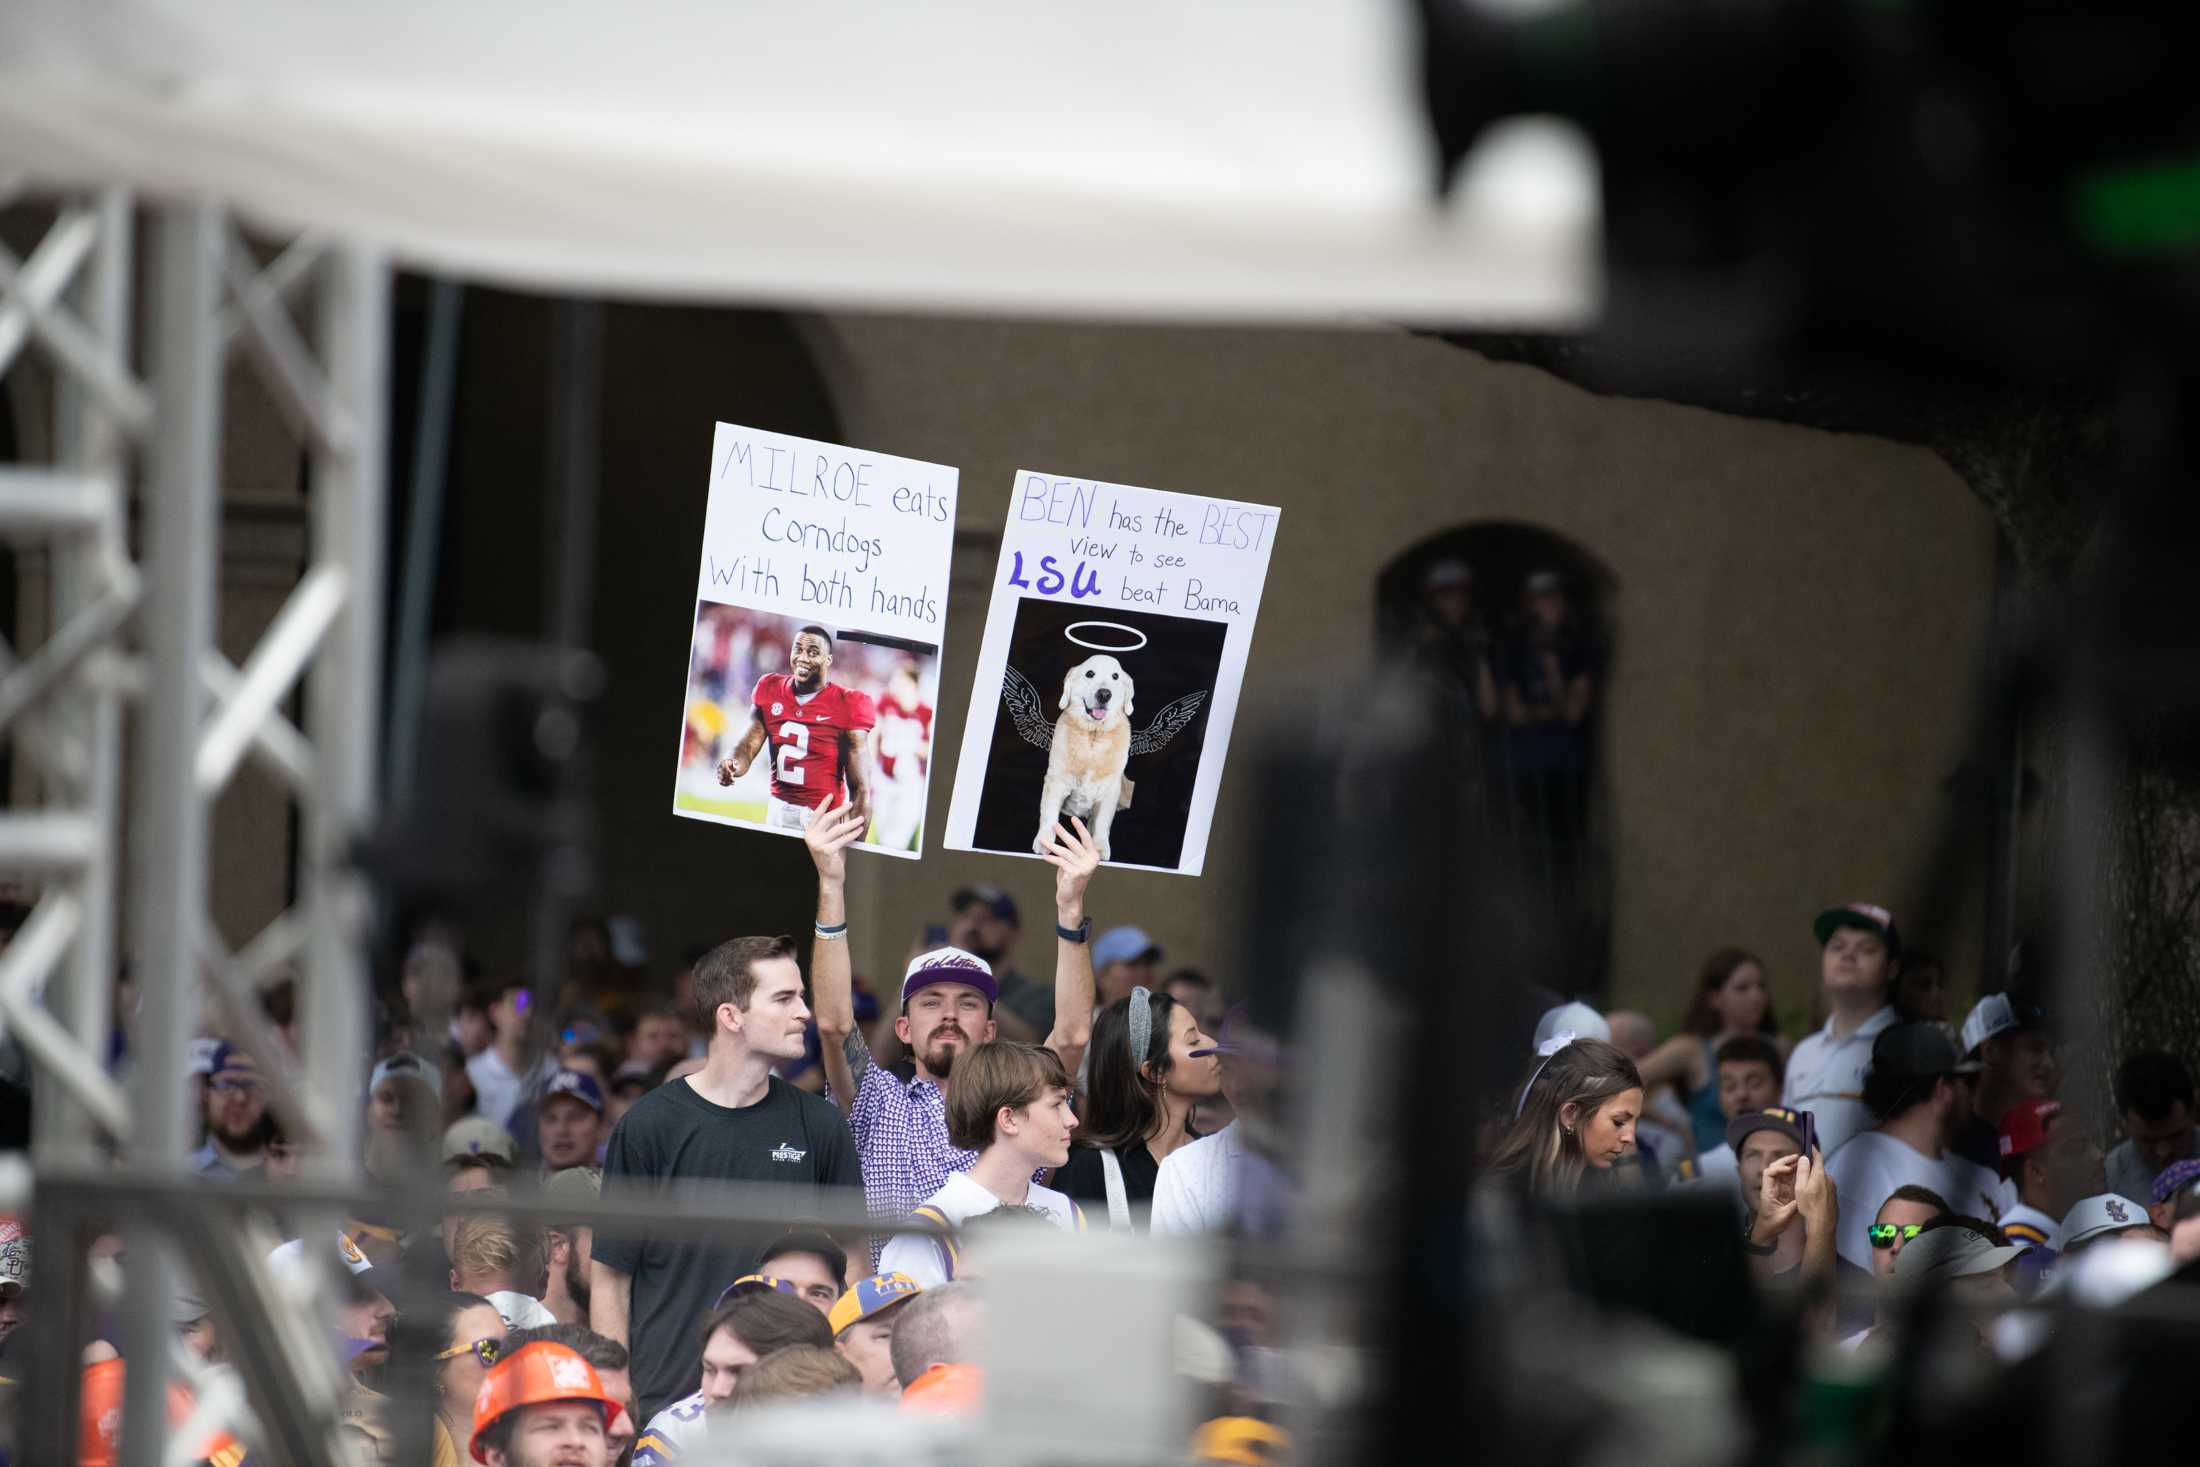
0, 187, 387, 1465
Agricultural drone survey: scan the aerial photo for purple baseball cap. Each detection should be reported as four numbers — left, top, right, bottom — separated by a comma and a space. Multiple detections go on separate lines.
539, 1068, 604, 1114
900, 946, 998, 1007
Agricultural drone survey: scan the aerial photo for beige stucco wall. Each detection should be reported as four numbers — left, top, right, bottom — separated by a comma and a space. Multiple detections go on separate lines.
802, 314, 1996, 1031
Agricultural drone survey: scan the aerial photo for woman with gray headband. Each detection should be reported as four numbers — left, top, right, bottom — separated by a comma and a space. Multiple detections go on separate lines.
1050, 986, 1223, 1227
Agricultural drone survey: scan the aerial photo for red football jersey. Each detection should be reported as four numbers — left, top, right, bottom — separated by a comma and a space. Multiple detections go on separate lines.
874, 694, 934, 780
752, 673, 876, 808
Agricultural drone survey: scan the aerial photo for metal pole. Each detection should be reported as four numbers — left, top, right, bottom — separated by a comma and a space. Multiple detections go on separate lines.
299, 244, 387, 1177
37, 187, 129, 1163
120, 201, 224, 1467
385, 278, 462, 806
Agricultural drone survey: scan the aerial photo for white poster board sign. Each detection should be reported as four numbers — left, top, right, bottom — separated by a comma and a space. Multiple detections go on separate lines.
672, 422, 957, 859
944, 470, 1279, 875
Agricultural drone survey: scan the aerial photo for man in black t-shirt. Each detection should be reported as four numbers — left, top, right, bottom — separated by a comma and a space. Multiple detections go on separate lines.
591, 934, 861, 1421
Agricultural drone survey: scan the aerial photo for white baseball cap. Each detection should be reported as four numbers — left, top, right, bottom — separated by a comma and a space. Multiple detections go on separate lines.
1894, 1224, 2021, 1287
2060, 1193, 2153, 1249
1959, 993, 2047, 1055
1534, 1002, 1609, 1047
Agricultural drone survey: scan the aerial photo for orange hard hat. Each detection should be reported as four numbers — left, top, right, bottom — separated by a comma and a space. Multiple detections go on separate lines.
78, 1359, 246, 1467
898, 1360, 983, 1415
469, 1341, 622, 1463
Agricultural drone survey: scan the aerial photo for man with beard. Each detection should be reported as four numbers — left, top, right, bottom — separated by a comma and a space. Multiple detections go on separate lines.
541, 1167, 599, 1327
805, 796, 1097, 1261
191, 1042, 272, 1180
591, 934, 860, 1422
717, 624, 875, 831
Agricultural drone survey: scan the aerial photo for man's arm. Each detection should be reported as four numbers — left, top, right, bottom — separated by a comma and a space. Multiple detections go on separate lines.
842, 728, 874, 826
806, 796, 872, 1121
717, 711, 767, 785
1037, 817, 1101, 1073
589, 1261, 632, 1349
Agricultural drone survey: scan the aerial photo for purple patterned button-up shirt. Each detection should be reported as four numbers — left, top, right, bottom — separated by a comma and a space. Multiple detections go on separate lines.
836, 1032, 977, 1231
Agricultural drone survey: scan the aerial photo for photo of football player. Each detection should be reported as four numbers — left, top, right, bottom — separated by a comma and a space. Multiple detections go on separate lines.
676, 602, 941, 856
716, 624, 875, 829
870, 661, 933, 851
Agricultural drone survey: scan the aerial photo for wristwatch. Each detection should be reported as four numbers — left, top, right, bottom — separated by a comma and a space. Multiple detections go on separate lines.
1741, 1224, 1778, 1256
1056, 917, 1092, 943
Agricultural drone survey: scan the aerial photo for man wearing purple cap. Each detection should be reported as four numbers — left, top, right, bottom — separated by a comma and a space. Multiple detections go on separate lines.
1783, 903, 1904, 1158
804, 795, 1099, 1251
537, 1069, 607, 1172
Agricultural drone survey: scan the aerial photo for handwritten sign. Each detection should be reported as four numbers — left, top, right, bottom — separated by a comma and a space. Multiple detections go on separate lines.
944, 470, 1279, 875
672, 423, 958, 859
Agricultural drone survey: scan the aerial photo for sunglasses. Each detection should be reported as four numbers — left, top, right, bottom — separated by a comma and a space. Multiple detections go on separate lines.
435, 1337, 502, 1367
208, 1076, 262, 1094
1867, 1223, 1926, 1248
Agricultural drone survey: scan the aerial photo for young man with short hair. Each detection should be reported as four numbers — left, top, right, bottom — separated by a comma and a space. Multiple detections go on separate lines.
500, 1323, 635, 1462
451, 1214, 558, 1329
1783, 903, 1903, 1158
1866, 1184, 1950, 1281
592, 935, 860, 1421
807, 797, 1096, 1253
752, 1228, 849, 1316
1952, 992, 2057, 1176
631, 1290, 832, 1466
828, 1272, 923, 1394
536, 1069, 607, 1172
1671, 1036, 1784, 1182
1996, 1099, 2101, 1252
2106, 1050, 2200, 1202
468, 981, 555, 1131
879, 1041, 1085, 1287
1824, 1022, 2002, 1270
468, 1339, 625, 1467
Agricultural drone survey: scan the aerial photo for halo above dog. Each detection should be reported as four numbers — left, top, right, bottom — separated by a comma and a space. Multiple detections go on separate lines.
1064, 620, 1149, 653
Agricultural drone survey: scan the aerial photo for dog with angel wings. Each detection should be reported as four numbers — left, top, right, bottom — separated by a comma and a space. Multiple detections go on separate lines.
1001, 652, 1207, 862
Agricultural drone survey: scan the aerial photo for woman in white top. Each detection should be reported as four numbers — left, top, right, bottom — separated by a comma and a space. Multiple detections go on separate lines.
880, 1041, 1085, 1286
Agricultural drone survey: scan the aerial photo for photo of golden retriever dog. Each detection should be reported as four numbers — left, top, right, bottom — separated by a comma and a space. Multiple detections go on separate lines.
998, 652, 1208, 865
1035, 653, 1135, 859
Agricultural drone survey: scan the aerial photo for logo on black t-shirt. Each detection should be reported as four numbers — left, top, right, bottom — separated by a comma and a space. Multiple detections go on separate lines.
771, 1141, 807, 1163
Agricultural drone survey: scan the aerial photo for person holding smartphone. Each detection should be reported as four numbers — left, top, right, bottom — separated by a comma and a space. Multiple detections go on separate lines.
1737, 1108, 1836, 1284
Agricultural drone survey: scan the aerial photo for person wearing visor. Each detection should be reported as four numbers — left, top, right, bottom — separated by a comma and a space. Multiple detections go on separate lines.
468, 1339, 628, 1467
1784, 903, 1904, 1158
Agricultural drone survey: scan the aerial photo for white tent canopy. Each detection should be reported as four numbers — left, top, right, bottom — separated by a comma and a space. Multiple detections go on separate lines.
0, 0, 1597, 323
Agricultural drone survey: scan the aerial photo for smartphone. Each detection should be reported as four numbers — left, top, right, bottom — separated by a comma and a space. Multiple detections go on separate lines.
1798, 1108, 1819, 1158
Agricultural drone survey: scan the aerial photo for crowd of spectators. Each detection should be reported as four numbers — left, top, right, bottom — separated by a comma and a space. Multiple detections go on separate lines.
8, 817, 2200, 1466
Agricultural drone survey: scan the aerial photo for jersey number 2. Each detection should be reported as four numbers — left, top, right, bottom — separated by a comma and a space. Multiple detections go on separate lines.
775, 721, 812, 786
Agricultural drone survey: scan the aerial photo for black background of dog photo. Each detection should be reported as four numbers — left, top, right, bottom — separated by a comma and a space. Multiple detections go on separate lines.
970, 597, 1228, 869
